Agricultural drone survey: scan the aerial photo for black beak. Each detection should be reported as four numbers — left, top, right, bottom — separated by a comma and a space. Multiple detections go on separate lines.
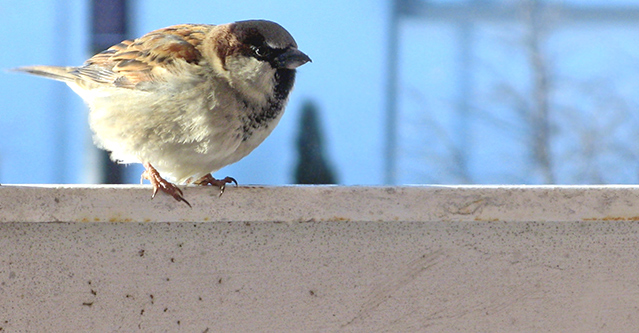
275, 48, 311, 69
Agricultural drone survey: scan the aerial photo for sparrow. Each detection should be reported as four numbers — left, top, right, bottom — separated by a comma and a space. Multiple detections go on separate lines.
15, 20, 311, 207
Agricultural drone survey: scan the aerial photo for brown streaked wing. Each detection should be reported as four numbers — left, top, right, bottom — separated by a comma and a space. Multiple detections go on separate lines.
74, 24, 214, 89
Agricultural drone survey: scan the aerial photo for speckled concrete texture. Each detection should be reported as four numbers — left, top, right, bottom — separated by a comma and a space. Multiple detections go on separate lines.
1, 185, 639, 331
1, 184, 639, 222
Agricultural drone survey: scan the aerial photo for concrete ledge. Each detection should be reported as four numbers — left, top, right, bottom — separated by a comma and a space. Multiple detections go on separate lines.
2, 184, 639, 222
2, 185, 639, 331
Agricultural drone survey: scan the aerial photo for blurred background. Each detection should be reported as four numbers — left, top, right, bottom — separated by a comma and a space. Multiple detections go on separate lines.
1, 0, 639, 186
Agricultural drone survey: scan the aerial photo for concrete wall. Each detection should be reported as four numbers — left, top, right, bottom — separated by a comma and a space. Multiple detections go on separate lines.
1, 185, 639, 331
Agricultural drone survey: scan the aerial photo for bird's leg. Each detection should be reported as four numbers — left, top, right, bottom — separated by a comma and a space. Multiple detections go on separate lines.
141, 162, 191, 207
193, 174, 238, 197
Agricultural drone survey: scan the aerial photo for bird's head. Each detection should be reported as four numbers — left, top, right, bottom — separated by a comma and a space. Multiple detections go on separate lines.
205, 20, 311, 105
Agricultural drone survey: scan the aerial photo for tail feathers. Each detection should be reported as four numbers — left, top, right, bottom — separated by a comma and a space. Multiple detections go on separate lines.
11, 65, 77, 82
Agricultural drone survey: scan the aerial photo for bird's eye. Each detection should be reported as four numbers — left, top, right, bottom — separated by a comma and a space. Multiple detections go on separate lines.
253, 45, 270, 58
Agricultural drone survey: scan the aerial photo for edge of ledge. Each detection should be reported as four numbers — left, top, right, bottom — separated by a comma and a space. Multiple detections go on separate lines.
1, 184, 638, 222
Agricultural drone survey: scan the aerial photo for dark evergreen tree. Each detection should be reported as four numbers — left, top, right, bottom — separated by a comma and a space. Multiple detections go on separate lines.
294, 100, 338, 184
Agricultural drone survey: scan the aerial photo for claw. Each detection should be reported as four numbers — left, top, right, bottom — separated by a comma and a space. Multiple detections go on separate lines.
141, 162, 191, 207
194, 174, 238, 197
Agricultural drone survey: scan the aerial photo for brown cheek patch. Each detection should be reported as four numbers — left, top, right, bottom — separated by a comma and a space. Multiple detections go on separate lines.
209, 26, 238, 69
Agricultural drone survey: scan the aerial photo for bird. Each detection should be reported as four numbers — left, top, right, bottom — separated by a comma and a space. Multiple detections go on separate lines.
14, 20, 311, 207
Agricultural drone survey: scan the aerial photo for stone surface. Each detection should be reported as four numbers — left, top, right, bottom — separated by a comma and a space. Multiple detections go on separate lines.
1, 184, 639, 222
1, 185, 639, 331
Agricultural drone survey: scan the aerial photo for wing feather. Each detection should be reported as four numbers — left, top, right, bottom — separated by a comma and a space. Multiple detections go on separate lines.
74, 24, 214, 89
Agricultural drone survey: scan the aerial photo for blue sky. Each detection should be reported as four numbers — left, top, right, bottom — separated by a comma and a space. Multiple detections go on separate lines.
1, 0, 388, 185
2, 0, 639, 185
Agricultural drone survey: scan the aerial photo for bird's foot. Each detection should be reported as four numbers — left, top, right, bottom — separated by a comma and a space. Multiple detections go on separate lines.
141, 162, 191, 207
193, 174, 238, 197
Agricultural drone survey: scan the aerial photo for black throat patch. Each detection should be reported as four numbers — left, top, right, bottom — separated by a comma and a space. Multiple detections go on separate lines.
241, 68, 296, 141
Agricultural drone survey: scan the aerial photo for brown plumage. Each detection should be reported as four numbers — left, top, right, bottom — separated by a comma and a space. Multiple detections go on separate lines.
14, 20, 310, 206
